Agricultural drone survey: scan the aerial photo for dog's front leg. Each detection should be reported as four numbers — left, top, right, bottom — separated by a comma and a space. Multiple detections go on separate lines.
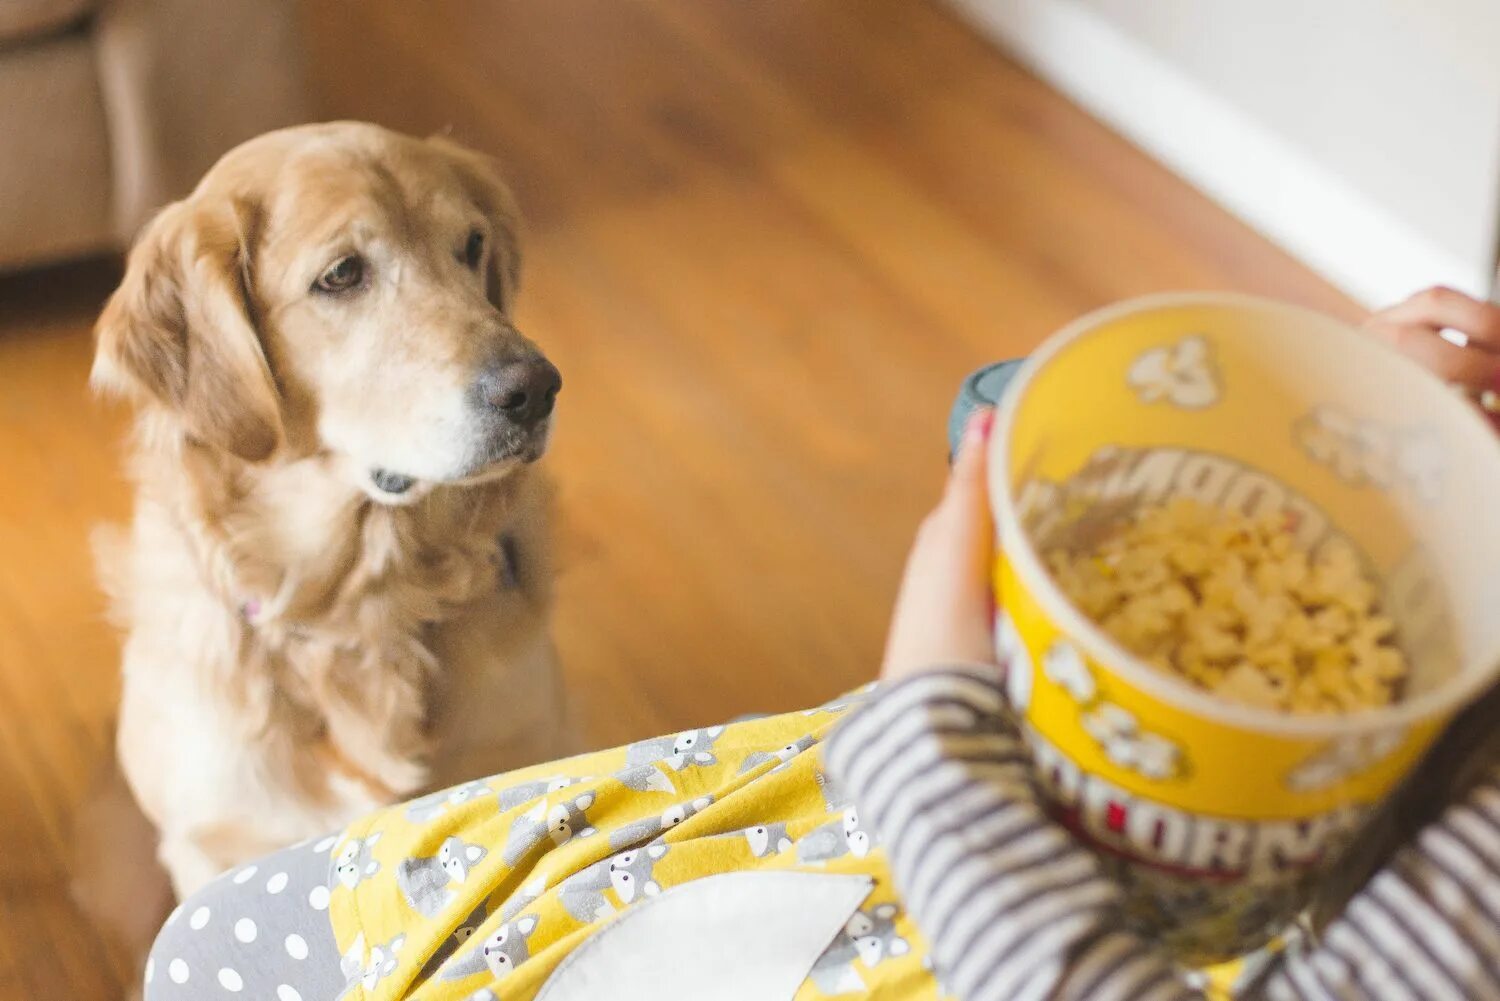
426, 591, 574, 786
310, 643, 434, 802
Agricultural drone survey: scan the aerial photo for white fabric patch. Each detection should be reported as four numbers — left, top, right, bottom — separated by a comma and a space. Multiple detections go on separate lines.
536, 871, 872, 1001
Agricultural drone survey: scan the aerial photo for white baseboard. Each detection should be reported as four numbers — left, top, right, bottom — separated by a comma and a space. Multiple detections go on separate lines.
947, 0, 1492, 309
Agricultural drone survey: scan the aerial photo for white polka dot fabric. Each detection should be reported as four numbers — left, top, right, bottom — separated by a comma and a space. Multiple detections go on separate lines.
144, 835, 346, 1001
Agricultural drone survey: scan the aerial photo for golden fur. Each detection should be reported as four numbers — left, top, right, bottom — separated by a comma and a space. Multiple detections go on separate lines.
92, 122, 568, 899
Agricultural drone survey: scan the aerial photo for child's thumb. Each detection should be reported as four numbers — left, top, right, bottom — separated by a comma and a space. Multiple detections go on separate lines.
947, 407, 994, 504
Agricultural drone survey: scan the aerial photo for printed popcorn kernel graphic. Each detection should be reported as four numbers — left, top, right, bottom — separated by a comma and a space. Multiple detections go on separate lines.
1295, 407, 1384, 485
1081, 702, 1181, 780
1393, 429, 1444, 503
1294, 406, 1445, 502
1127, 335, 1220, 409
1285, 729, 1404, 792
1042, 640, 1096, 703
995, 611, 1035, 711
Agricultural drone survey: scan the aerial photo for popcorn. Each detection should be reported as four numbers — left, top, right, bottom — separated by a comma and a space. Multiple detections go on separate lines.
1045, 497, 1409, 714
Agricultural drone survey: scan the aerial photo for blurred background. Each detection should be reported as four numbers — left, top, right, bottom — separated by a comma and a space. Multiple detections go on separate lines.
0, 0, 1494, 996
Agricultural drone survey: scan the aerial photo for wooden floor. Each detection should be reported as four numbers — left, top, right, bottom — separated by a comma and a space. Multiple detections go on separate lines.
0, 1, 1357, 996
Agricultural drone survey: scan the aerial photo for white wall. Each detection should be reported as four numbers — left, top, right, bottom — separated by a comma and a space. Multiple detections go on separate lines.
950, 0, 1500, 307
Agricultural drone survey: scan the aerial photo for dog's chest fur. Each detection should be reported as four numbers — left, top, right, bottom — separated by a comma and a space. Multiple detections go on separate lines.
233, 463, 545, 792
110, 435, 553, 819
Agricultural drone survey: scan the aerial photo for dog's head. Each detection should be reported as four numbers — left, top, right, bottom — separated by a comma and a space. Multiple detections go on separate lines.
93, 121, 557, 503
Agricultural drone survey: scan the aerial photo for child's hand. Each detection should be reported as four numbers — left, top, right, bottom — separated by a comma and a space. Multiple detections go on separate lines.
1364, 287, 1500, 421
881, 408, 1000, 683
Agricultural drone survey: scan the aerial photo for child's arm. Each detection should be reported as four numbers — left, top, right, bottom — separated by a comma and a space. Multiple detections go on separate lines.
825, 667, 1199, 1000
826, 667, 1500, 1000
837, 409, 1199, 999
837, 406, 1500, 999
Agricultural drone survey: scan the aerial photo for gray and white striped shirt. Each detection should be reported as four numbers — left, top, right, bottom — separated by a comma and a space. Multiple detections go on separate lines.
824, 669, 1500, 1001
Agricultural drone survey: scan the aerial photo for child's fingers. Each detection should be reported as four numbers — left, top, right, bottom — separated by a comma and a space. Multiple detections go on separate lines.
945, 408, 995, 509
946, 407, 997, 606
936, 408, 996, 562
1375, 287, 1500, 351
1369, 321, 1500, 391
880, 407, 999, 680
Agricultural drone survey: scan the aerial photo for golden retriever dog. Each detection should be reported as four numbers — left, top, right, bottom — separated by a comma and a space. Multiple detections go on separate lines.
90, 121, 570, 904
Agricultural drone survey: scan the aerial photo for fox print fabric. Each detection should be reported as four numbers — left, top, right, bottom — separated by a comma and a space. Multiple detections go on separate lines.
321, 687, 943, 1000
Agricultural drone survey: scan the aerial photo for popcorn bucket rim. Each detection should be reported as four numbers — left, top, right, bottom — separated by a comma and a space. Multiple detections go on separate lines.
990, 290, 1500, 739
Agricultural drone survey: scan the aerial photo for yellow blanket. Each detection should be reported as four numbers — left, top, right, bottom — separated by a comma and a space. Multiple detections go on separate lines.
327, 691, 942, 1000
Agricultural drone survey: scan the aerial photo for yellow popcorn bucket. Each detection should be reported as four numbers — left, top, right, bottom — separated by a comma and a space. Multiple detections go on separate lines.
989, 293, 1500, 964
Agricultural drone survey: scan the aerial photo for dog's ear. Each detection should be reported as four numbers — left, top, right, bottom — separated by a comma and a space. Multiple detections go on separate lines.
428, 135, 524, 313
93, 197, 282, 462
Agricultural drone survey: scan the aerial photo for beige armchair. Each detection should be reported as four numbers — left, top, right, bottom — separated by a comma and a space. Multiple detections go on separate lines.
0, 0, 307, 271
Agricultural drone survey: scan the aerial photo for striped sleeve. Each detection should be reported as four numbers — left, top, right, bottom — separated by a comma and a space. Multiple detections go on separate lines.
827, 669, 1500, 1001
823, 668, 1200, 1001
1257, 765, 1500, 1001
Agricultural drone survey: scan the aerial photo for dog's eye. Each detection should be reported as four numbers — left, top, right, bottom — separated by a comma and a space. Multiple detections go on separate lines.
462, 229, 485, 270
314, 255, 365, 293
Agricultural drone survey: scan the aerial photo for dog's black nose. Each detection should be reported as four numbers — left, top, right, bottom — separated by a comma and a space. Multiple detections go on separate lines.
479, 358, 561, 427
